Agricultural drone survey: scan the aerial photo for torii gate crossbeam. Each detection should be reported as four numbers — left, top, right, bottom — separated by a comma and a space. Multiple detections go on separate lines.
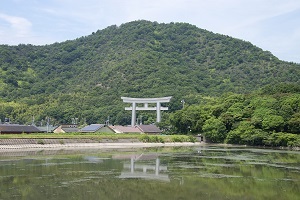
121, 97, 172, 127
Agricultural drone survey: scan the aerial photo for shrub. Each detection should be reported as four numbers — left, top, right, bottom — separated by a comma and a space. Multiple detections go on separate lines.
265, 132, 300, 147
140, 135, 150, 142
171, 136, 186, 142
37, 139, 45, 145
187, 135, 197, 143
140, 135, 165, 143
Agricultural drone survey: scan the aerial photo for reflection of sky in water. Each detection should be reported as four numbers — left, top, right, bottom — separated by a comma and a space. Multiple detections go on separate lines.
0, 146, 299, 200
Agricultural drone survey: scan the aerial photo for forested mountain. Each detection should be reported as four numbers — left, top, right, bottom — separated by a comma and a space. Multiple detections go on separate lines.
0, 20, 299, 126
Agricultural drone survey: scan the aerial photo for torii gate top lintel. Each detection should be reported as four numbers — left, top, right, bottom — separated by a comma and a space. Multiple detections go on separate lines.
121, 96, 172, 103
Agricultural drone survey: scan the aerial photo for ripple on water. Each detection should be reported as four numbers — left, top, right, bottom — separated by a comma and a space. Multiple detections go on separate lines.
198, 173, 243, 179
61, 178, 91, 186
178, 165, 206, 169
205, 163, 236, 167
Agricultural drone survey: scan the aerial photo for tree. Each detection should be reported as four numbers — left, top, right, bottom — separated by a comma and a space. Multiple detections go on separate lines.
202, 117, 227, 143
262, 115, 284, 132
251, 108, 275, 128
287, 112, 300, 134
170, 110, 192, 134
170, 105, 207, 134
0, 21, 300, 133
225, 121, 268, 145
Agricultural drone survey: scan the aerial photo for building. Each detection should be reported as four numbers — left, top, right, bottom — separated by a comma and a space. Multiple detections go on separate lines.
109, 125, 142, 134
80, 124, 114, 133
0, 124, 40, 134
136, 124, 162, 135
53, 124, 79, 133
79, 124, 163, 134
36, 125, 57, 133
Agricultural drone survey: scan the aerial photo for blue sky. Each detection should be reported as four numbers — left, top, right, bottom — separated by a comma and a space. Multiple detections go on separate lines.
1, 0, 300, 63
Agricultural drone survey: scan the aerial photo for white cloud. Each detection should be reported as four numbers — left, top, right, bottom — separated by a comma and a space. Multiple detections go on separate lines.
0, 13, 32, 37
0, 12, 56, 45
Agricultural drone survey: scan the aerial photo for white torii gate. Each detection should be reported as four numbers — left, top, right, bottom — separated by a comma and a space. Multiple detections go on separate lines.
121, 96, 172, 127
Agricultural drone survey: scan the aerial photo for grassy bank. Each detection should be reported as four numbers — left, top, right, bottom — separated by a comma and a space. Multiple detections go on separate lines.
0, 133, 197, 143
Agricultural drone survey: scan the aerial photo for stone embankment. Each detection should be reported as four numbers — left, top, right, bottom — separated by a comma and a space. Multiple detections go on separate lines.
0, 138, 203, 150
0, 138, 140, 145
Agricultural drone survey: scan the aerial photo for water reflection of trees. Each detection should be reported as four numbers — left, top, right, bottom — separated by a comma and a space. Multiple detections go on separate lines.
0, 148, 299, 200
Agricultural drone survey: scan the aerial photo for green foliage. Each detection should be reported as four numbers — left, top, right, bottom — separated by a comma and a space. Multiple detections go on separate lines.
171, 89, 300, 147
288, 112, 300, 134
261, 83, 300, 95
187, 135, 197, 143
261, 114, 284, 131
225, 121, 269, 146
170, 135, 197, 142
170, 136, 187, 142
140, 135, 165, 143
36, 139, 45, 145
139, 134, 196, 143
264, 132, 300, 147
202, 117, 227, 143
0, 21, 299, 126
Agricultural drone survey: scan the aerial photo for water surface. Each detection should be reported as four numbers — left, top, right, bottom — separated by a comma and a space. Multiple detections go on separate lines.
0, 146, 299, 200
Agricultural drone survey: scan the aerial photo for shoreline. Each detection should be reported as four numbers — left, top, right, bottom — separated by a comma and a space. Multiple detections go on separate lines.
1, 139, 297, 152
0, 141, 204, 152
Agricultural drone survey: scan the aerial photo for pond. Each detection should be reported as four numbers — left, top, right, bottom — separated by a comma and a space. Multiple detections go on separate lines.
0, 145, 299, 200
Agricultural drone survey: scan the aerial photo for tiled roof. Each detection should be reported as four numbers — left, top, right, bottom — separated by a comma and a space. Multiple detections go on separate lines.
61, 128, 79, 133
61, 124, 78, 128
137, 125, 162, 133
81, 124, 105, 132
109, 125, 142, 133
37, 125, 57, 132
53, 125, 79, 133
0, 124, 40, 133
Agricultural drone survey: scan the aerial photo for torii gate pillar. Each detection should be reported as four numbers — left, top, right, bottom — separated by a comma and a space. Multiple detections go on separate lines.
121, 97, 172, 127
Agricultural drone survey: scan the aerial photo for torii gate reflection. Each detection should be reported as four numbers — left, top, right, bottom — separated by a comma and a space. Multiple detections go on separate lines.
115, 154, 169, 182
121, 97, 172, 127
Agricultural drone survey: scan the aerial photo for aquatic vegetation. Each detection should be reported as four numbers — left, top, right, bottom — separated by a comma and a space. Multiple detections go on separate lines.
0, 146, 299, 200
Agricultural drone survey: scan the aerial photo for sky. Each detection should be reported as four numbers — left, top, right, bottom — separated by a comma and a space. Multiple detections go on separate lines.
1, 0, 300, 63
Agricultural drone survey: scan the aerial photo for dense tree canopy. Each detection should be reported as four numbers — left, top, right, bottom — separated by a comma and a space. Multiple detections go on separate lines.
169, 89, 300, 147
0, 20, 299, 144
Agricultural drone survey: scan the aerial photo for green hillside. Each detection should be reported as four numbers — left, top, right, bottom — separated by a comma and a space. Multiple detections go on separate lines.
0, 20, 299, 126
